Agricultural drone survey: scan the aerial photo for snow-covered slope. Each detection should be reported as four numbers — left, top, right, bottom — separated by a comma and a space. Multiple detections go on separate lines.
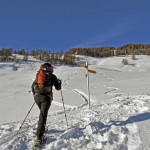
0, 55, 150, 150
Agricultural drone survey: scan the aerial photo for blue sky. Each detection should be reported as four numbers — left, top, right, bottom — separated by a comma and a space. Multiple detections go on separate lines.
0, 0, 150, 51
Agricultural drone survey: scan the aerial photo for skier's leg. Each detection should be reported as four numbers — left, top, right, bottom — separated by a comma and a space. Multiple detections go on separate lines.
36, 99, 51, 139
34, 94, 43, 138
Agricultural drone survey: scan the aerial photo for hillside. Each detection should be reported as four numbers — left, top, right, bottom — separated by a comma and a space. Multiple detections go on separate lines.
0, 55, 150, 150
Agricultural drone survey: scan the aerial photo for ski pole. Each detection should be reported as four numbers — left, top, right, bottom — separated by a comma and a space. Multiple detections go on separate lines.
60, 89, 69, 129
15, 101, 36, 136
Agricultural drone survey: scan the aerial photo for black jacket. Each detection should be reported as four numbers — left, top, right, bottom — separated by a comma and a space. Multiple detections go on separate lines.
32, 72, 61, 96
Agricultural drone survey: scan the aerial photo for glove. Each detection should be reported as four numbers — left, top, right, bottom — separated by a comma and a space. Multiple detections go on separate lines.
58, 79, 62, 84
32, 90, 35, 95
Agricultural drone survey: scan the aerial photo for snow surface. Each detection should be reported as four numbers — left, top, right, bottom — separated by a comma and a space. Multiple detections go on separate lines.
0, 55, 150, 150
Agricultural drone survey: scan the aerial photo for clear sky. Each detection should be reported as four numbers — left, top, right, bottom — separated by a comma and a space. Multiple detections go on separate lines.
0, 0, 150, 51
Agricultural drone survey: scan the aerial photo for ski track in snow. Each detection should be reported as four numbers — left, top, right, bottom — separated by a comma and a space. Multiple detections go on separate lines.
91, 68, 123, 98
17, 62, 37, 72
62, 70, 78, 86
73, 89, 88, 105
52, 101, 77, 109
0, 95, 149, 150
99, 70, 124, 98
0, 92, 20, 99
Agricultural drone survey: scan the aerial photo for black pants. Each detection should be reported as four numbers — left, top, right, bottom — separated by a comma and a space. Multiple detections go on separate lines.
34, 94, 51, 139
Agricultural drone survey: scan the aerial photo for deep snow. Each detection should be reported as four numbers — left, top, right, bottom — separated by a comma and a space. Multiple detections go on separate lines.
0, 55, 150, 150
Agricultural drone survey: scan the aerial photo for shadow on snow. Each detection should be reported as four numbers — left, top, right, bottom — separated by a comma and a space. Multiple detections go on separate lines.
108, 112, 150, 126
84, 112, 150, 135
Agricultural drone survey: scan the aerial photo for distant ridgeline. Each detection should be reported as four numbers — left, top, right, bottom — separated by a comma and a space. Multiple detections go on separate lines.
1, 44, 150, 63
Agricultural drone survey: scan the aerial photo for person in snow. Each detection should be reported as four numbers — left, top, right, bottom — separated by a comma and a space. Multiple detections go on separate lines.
32, 63, 61, 143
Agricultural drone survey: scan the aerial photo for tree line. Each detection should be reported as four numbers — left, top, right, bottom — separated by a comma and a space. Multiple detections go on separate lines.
0, 48, 76, 65
68, 44, 150, 57
1, 44, 150, 64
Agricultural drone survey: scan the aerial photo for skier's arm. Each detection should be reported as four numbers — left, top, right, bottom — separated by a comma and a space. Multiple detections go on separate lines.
31, 80, 36, 95
52, 74, 61, 90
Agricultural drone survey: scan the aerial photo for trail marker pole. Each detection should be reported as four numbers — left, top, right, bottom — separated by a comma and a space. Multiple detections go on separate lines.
80, 61, 96, 109
86, 62, 91, 108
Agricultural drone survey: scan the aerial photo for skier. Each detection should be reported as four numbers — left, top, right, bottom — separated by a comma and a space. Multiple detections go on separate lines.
32, 63, 61, 144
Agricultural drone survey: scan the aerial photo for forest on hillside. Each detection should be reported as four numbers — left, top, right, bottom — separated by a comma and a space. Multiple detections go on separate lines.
68, 44, 150, 57
1, 44, 150, 65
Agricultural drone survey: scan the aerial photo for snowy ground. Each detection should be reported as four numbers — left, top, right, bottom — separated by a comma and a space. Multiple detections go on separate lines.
0, 55, 150, 150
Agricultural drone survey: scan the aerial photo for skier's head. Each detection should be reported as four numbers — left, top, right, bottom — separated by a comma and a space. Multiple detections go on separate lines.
40, 63, 53, 73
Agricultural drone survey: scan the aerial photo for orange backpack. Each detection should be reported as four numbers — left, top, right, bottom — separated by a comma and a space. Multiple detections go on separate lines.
37, 69, 47, 88
33, 70, 52, 94
32, 63, 53, 94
